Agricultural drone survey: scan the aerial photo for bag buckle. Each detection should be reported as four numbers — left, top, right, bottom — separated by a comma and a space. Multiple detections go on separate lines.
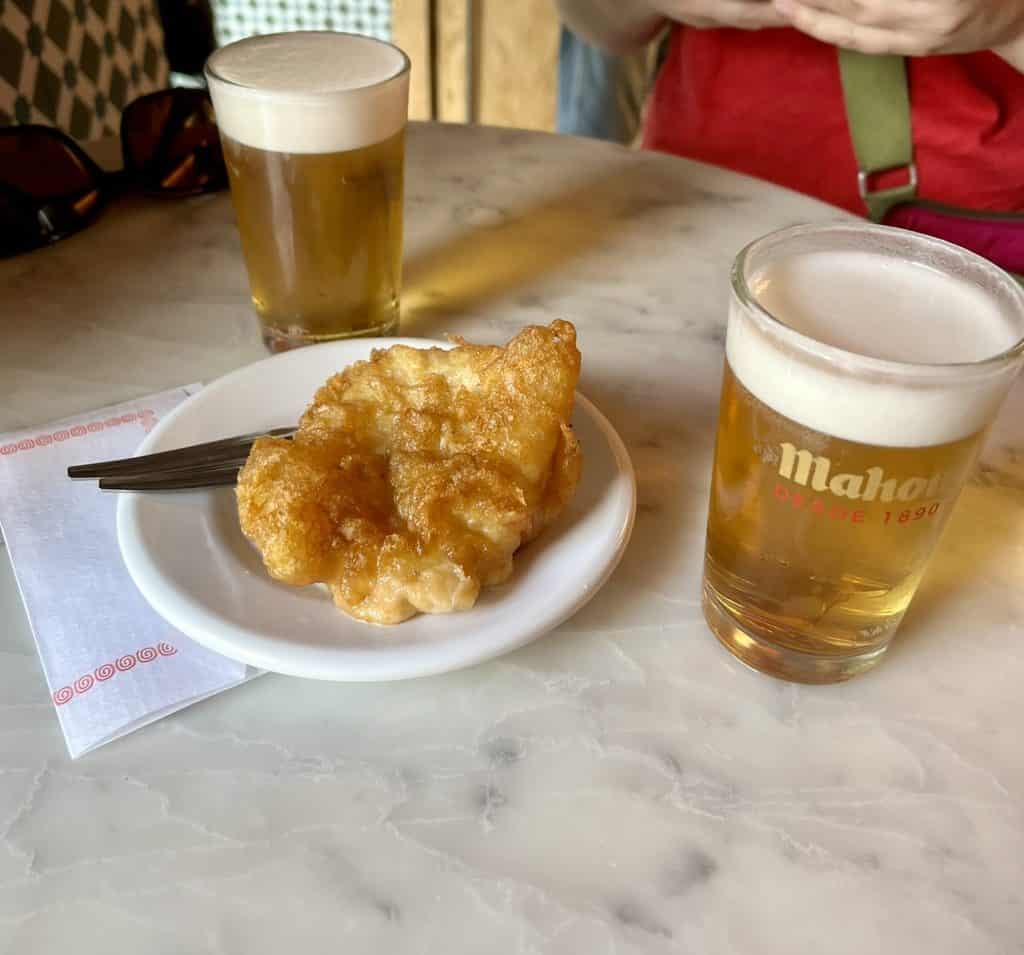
857, 163, 918, 222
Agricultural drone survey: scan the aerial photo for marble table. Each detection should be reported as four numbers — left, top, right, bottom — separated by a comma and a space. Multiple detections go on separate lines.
1, 123, 1022, 954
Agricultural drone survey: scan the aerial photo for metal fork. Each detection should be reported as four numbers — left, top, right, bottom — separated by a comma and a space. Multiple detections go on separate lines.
67, 426, 296, 491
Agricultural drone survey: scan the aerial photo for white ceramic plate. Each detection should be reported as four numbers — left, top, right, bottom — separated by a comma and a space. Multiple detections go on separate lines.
118, 338, 636, 681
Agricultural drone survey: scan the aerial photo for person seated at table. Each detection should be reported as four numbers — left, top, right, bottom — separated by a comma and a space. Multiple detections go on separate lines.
554, 0, 1024, 224
556, 26, 659, 144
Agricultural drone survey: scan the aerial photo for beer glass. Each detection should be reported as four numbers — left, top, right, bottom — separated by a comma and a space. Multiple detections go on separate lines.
206, 32, 410, 351
703, 223, 1024, 684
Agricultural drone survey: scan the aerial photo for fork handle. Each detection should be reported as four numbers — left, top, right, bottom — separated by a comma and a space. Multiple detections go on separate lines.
68, 426, 294, 479
99, 466, 242, 491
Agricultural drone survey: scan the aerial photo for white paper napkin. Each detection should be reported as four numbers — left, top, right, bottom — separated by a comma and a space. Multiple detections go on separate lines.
0, 387, 254, 758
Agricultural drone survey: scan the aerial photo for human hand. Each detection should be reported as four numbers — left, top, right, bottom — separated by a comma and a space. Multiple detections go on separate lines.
773, 0, 1024, 55
656, 0, 789, 30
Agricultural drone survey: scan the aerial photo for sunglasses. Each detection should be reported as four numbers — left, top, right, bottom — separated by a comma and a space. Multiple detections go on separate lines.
0, 88, 227, 258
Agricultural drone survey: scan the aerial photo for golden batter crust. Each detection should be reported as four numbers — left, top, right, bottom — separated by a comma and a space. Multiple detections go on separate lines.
236, 321, 582, 623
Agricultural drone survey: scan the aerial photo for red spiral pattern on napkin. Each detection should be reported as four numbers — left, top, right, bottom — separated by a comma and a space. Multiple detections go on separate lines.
50, 644, 181, 707
3, 409, 163, 458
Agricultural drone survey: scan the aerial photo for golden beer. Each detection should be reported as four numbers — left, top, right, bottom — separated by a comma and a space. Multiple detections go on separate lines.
705, 362, 984, 678
206, 32, 410, 350
704, 224, 1024, 683
220, 129, 404, 345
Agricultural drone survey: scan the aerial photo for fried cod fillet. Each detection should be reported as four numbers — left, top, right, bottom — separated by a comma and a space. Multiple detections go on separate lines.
236, 320, 582, 624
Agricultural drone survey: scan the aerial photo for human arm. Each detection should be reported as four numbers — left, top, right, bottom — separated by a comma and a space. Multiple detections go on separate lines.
995, 33, 1024, 72
773, 0, 1024, 70
554, 0, 667, 52
555, 0, 788, 53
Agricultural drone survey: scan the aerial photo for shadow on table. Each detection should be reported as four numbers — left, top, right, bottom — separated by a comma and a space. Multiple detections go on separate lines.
886, 481, 1021, 661
400, 160, 677, 334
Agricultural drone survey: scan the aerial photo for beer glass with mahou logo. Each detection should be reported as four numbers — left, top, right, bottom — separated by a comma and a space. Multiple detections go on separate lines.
703, 223, 1024, 683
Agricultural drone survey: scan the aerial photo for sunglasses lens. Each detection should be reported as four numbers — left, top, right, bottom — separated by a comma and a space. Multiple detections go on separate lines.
0, 129, 104, 255
0, 127, 99, 199
121, 90, 226, 195
0, 186, 43, 256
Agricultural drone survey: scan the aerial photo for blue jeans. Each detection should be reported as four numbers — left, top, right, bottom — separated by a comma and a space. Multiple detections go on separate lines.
556, 27, 652, 145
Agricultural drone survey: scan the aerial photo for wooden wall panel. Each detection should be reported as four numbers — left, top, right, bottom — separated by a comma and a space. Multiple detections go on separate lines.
392, 0, 432, 121
478, 0, 557, 130
392, 0, 558, 130
439, 0, 468, 123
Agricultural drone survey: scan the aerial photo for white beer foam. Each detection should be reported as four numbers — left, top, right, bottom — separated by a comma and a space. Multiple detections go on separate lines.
727, 248, 1024, 448
207, 33, 409, 154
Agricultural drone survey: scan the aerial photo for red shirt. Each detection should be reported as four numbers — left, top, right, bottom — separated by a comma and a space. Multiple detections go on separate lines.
644, 27, 1024, 215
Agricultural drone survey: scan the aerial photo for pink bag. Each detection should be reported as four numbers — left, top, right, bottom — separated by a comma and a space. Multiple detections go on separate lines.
886, 204, 1024, 276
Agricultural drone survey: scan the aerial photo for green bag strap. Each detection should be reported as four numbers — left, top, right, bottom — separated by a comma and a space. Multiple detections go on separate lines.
837, 50, 918, 221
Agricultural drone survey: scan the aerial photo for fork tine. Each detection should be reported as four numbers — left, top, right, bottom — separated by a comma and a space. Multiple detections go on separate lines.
68, 427, 294, 479
99, 464, 243, 491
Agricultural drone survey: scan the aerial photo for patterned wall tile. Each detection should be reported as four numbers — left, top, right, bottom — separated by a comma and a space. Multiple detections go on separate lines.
0, 0, 170, 139
211, 0, 390, 47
